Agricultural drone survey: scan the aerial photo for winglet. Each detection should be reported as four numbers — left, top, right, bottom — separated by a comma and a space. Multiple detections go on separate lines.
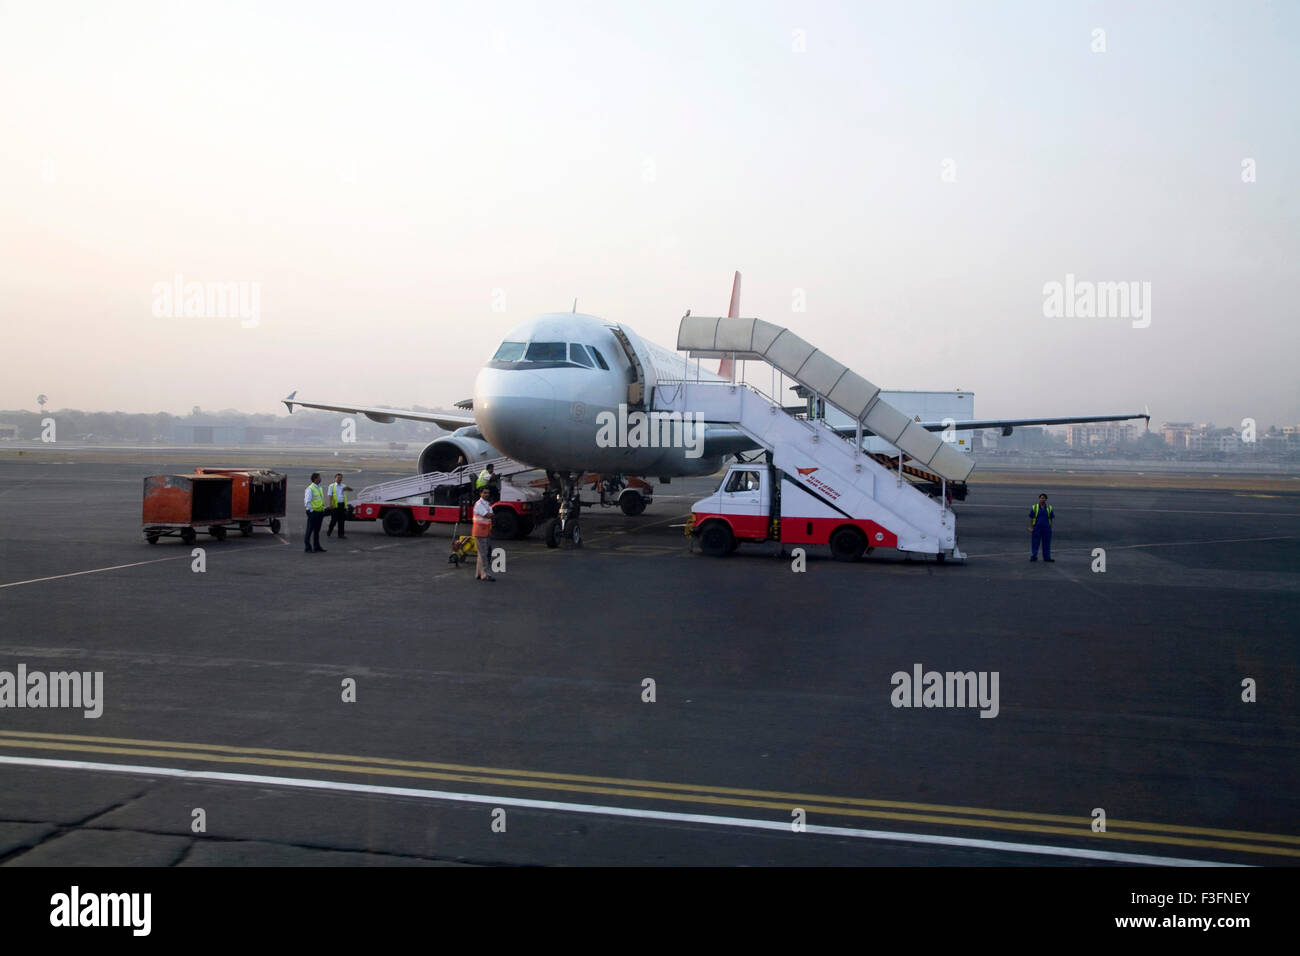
718, 271, 742, 380
283, 390, 298, 414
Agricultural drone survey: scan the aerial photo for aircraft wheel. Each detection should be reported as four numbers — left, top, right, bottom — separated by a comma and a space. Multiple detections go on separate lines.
698, 521, 733, 557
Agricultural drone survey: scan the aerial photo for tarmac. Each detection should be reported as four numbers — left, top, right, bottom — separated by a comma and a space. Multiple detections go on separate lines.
0, 452, 1296, 865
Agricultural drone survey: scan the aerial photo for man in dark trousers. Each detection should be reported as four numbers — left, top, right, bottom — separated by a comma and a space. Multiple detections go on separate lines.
1029, 493, 1054, 562
303, 472, 327, 553
326, 473, 351, 538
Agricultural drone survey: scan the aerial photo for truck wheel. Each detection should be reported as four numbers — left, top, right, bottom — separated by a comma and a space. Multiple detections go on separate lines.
545, 520, 559, 548
698, 521, 733, 557
412, 521, 431, 535
517, 518, 535, 538
491, 507, 519, 540
180, 527, 197, 545
829, 527, 866, 562
620, 492, 646, 516
382, 509, 412, 536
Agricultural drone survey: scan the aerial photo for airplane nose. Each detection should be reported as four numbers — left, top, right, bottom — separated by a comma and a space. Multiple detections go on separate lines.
474, 368, 556, 458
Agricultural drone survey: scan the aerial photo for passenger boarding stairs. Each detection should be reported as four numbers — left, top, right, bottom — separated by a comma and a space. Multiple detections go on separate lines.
355, 456, 535, 505
655, 317, 975, 557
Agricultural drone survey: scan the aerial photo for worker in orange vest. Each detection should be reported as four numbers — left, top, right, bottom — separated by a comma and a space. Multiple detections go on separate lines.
472, 486, 496, 581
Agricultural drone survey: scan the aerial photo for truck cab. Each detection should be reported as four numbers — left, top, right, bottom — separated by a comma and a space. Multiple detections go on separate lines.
689, 464, 774, 555
689, 461, 907, 562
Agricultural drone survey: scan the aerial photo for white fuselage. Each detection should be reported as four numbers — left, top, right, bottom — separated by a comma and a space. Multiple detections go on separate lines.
472, 312, 725, 476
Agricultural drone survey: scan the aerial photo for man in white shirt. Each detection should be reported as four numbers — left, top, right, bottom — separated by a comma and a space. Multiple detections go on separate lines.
326, 473, 352, 539
303, 472, 327, 553
472, 486, 496, 581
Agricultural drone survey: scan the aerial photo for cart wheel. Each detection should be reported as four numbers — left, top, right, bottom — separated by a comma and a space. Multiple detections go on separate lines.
180, 527, 197, 545
269, 519, 281, 534
240, 522, 253, 537
210, 526, 227, 541
448, 553, 459, 565
146, 532, 160, 545
571, 523, 582, 548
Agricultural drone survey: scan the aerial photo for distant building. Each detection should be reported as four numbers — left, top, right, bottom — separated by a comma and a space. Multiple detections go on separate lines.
1161, 421, 1195, 449
1066, 423, 1136, 447
0, 424, 18, 440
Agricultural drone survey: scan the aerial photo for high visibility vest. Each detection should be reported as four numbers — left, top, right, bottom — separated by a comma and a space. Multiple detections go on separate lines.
1031, 504, 1053, 522
309, 485, 326, 512
476, 469, 493, 489
330, 484, 347, 507
472, 507, 493, 537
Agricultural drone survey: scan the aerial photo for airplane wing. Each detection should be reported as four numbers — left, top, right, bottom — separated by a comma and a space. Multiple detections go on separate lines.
831, 411, 1150, 439
916, 412, 1150, 435
282, 391, 476, 429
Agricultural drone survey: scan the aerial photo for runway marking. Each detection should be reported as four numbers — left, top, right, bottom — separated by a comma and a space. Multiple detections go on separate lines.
0, 754, 1242, 867
968, 534, 1299, 559
0, 731, 1294, 859
0, 541, 288, 590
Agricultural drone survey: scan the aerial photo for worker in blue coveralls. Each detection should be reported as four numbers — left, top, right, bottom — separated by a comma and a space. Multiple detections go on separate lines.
1029, 493, 1054, 562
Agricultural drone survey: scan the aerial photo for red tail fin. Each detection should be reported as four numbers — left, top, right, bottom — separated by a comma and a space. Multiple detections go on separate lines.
718, 271, 741, 380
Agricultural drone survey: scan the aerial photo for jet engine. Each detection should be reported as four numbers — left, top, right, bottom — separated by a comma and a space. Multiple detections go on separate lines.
416, 427, 503, 475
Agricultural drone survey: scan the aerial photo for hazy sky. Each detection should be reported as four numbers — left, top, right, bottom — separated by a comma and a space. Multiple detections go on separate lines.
2, 0, 1296, 425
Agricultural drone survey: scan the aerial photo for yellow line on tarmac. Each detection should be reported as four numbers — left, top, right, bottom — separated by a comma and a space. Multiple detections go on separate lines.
0, 731, 1295, 857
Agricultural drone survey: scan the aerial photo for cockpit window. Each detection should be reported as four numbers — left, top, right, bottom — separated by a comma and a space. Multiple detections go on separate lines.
588, 346, 610, 370
569, 343, 594, 368
524, 341, 566, 362
493, 342, 526, 362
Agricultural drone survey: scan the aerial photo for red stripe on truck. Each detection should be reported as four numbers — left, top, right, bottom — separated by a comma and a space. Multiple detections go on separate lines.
780, 517, 897, 549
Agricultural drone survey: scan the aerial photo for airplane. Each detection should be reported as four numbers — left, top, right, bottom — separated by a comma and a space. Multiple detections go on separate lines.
284, 272, 1149, 528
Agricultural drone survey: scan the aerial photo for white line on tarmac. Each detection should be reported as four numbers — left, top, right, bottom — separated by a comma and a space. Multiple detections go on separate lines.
968, 533, 1299, 559
960, 504, 1299, 517
0, 542, 287, 590
0, 754, 1240, 866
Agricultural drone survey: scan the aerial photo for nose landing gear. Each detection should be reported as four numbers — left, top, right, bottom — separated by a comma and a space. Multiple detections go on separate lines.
544, 471, 583, 548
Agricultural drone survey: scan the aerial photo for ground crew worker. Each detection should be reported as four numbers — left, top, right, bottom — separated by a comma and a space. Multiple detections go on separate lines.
304, 472, 327, 553
476, 462, 499, 501
1029, 493, 1054, 562
472, 486, 496, 581
326, 473, 351, 539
